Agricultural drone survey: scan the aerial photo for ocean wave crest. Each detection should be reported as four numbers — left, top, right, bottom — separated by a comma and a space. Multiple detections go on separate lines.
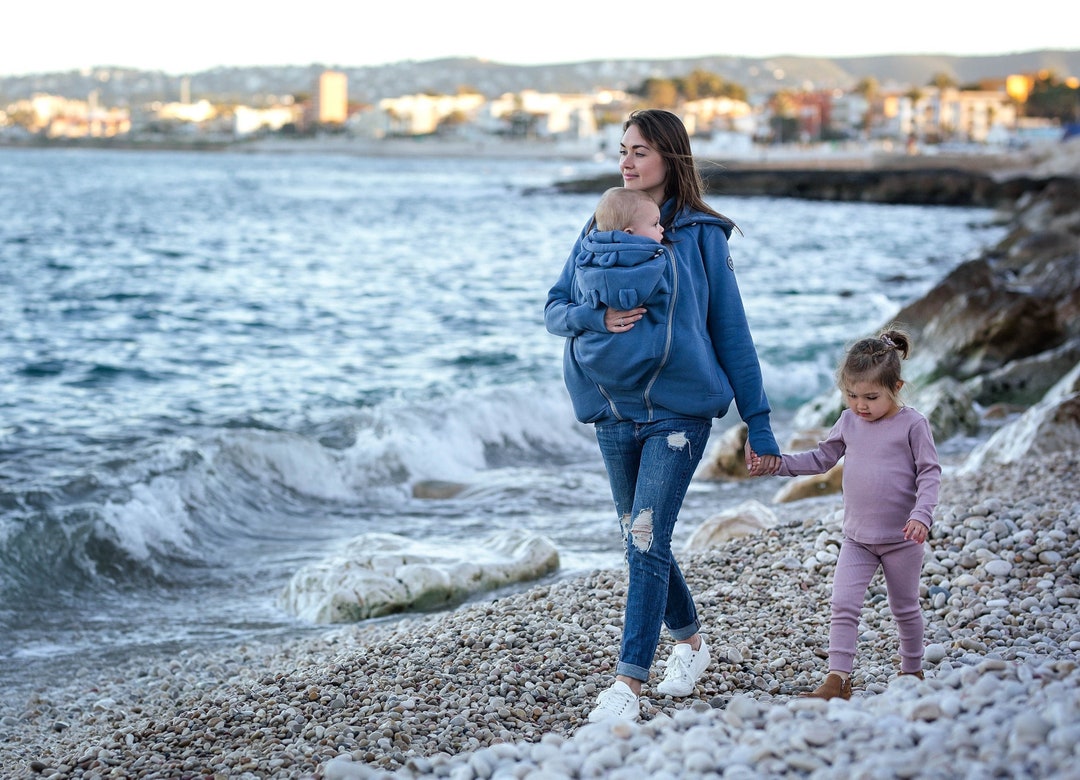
0, 382, 591, 598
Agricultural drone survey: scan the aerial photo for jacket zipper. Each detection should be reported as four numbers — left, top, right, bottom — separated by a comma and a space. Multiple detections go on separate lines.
642, 246, 678, 421
597, 383, 623, 420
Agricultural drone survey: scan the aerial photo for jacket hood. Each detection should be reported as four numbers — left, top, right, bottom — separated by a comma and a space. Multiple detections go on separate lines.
662, 201, 734, 237
573, 229, 670, 311
576, 230, 665, 269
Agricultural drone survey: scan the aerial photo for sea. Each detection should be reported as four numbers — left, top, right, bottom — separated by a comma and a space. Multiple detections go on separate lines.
0, 146, 1008, 698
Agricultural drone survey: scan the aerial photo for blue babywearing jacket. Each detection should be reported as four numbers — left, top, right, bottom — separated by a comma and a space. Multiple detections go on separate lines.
571, 229, 671, 390
545, 198, 779, 458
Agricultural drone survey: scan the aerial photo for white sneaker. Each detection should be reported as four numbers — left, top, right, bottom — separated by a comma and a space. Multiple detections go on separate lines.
587, 680, 640, 722
656, 636, 710, 697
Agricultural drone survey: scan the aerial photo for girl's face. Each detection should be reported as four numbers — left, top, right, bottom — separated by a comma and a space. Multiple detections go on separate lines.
619, 124, 667, 205
844, 380, 903, 422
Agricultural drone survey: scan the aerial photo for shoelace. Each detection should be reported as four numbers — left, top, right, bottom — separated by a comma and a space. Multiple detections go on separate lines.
664, 649, 692, 680
597, 688, 636, 714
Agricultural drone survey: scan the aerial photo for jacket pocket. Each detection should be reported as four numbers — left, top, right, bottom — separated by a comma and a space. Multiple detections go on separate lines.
572, 328, 664, 391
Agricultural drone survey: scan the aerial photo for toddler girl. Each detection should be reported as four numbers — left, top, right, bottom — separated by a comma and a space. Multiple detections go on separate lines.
753, 328, 940, 698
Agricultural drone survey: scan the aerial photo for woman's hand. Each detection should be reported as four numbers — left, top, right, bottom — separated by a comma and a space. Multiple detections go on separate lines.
605, 307, 646, 332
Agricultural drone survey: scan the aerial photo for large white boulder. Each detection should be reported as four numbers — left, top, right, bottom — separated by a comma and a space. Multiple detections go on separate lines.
280, 529, 560, 623
684, 500, 778, 551
962, 360, 1080, 472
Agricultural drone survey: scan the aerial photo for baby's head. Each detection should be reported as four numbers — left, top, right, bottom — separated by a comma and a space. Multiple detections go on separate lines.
595, 187, 664, 243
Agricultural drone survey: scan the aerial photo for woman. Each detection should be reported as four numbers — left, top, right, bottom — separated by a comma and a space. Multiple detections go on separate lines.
544, 109, 781, 722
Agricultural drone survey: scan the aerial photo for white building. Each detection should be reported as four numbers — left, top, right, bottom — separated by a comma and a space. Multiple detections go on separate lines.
680, 96, 754, 136
154, 99, 216, 124
234, 105, 300, 137
884, 87, 1018, 143
476, 90, 606, 140
371, 92, 486, 136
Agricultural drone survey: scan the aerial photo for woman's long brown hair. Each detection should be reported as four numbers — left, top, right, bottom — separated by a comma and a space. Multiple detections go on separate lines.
624, 109, 736, 231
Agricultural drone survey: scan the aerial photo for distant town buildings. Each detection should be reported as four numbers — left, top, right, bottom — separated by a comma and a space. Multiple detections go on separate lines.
5, 92, 131, 139
370, 91, 487, 137
1, 67, 1073, 153
882, 87, 1019, 144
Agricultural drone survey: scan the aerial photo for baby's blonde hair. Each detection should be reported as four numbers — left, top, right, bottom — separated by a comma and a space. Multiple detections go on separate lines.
594, 187, 655, 232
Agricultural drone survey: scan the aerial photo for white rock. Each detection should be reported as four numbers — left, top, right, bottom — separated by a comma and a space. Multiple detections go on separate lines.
963, 361, 1080, 471
278, 529, 559, 622
684, 500, 778, 550
924, 643, 947, 664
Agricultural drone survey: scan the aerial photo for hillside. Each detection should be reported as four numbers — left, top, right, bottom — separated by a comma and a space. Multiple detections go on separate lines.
2, 50, 1077, 107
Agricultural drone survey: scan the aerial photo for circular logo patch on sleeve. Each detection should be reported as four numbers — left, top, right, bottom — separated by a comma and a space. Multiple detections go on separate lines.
727, 255, 735, 270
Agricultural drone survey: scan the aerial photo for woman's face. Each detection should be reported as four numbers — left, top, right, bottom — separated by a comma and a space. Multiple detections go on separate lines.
619, 124, 667, 205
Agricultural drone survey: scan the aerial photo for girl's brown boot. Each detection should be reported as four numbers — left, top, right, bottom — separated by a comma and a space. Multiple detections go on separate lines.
898, 670, 925, 680
800, 672, 852, 700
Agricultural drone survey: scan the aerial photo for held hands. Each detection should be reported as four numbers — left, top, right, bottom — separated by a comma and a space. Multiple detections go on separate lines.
904, 519, 929, 544
605, 306, 646, 332
744, 443, 781, 477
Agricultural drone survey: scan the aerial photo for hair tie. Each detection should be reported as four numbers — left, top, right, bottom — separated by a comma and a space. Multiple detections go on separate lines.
880, 335, 896, 349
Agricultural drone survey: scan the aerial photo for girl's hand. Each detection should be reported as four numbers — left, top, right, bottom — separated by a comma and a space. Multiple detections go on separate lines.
605, 307, 646, 332
904, 519, 929, 544
745, 443, 781, 476
751, 454, 781, 476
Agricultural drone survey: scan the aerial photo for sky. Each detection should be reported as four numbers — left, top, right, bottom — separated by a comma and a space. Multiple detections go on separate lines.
3, 0, 1079, 77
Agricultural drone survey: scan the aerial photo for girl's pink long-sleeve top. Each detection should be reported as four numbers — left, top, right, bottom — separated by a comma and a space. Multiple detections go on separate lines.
778, 406, 941, 544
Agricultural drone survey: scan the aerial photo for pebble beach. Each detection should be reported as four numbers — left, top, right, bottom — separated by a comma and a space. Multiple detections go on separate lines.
2, 448, 1077, 779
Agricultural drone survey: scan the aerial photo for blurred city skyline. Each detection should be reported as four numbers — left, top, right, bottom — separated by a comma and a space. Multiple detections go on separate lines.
3, 0, 1079, 77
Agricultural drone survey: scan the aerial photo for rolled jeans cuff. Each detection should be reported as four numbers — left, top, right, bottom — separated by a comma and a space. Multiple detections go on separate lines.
615, 660, 651, 682
668, 620, 701, 642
